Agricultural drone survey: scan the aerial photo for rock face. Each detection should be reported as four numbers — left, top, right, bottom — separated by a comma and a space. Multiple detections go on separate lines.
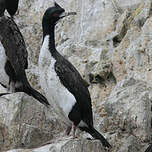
7, 138, 105, 152
104, 77, 152, 152
0, 0, 151, 151
0, 86, 62, 151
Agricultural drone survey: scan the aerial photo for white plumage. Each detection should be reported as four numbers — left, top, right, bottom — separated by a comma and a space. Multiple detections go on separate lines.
0, 42, 9, 86
38, 35, 76, 126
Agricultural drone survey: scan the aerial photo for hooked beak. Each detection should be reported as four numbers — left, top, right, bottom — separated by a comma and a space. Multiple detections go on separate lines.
59, 12, 77, 19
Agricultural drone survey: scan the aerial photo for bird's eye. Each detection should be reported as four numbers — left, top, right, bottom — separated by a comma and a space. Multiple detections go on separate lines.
53, 13, 57, 17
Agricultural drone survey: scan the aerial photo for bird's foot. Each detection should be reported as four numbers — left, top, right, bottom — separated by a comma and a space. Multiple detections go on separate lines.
65, 126, 72, 136
72, 123, 77, 139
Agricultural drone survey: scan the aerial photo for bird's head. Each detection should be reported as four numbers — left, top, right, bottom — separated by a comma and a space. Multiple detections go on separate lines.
42, 2, 76, 26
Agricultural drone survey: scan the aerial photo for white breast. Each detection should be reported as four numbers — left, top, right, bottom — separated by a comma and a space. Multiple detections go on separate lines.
38, 35, 76, 126
0, 42, 9, 86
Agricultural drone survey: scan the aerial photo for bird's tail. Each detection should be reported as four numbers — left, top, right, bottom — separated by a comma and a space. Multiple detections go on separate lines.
19, 84, 50, 107
144, 144, 152, 152
79, 126, 111, 148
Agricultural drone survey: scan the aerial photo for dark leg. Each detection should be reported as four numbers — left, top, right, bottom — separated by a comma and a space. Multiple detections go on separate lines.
65, 126, 72, 136
68, 103, 81, 138
72, 123, 77, 138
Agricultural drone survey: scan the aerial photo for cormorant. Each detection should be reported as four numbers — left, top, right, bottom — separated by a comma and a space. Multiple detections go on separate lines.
0, 16, 50, 107
38, 2, 111, 148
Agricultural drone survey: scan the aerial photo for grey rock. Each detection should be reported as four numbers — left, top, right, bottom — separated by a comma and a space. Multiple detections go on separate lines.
7, 138, 105, 152
0, 89, 62, 151
118, 135, 140, 152
104, 77, 152, 151
0, 0, 152, 151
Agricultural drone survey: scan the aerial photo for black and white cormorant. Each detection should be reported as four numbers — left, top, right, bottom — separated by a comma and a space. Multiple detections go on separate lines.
38, 2, 111, 148
0, 16, 50, 107
145, 144, 152, 152
0, 0, 19, 17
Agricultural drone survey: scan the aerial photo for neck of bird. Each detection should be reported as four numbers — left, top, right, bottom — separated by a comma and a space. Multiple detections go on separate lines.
43, 23, 56, 56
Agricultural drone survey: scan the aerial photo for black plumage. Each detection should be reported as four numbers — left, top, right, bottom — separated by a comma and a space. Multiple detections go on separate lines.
0, 0, 19, 17
40, 2, 111, 148
0, 16, 50, 107
0, 0, 5, 16
54, 52, 93, 127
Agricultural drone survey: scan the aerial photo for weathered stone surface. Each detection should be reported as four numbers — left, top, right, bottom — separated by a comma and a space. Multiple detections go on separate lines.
0, 85, 63, 151
0, 0, 152, 151
111, 0, 152, 83
7, 138, 105, 152
104, 77, 152, 151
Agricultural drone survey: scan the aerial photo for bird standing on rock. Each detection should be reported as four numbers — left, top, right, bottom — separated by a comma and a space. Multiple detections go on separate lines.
38, 2, 111, 148
0, 0, 19, 17
0, 16, 50, 107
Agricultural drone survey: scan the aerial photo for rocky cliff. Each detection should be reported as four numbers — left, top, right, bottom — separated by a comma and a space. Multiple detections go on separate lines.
0, 0, 152, 151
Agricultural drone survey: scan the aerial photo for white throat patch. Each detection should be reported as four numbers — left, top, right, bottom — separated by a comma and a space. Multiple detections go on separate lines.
0, 42, 9, 86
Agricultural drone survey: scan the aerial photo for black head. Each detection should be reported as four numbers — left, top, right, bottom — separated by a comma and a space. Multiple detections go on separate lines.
42, 2, 76, 40
43, 2, 76, 26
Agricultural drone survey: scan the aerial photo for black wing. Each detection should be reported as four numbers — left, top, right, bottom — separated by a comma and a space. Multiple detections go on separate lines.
0, 16, 28, 81
54, 52, 93, 126
0, 16, 50, 106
